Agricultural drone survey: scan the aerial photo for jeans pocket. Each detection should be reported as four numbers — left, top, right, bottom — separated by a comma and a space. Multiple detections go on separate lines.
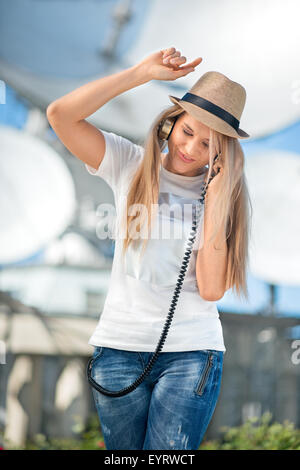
195, 351, 214, 396
92, 346, 104, 363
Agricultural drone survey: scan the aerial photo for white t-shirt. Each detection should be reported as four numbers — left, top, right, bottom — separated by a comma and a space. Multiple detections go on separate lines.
85, 129, 226, 353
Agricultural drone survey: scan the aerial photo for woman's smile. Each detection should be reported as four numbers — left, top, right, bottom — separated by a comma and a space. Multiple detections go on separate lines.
177, 150, 195, 163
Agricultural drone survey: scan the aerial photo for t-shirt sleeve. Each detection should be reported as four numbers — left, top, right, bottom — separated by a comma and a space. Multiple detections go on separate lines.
85, 129, 144, 191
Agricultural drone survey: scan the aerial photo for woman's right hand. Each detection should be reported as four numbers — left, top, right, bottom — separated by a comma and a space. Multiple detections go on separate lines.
136, 47, 203, 81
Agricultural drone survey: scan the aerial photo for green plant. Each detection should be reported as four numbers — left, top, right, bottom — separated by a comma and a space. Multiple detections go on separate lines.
2, 411, 300, 450
199, 412, 300, 450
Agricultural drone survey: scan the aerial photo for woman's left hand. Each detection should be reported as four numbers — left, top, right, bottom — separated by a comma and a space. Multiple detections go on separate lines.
205, 157, 224, 193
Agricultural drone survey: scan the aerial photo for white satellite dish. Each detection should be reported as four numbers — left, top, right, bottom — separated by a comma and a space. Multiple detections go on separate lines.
0, 125, 76, 264
1, 0, 300, 139
246, 150, 300, 285
43, 232, 107, 267
127, 0, 300, 138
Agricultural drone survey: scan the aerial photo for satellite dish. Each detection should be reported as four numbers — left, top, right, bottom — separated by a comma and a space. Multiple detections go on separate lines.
0, 125, 76, 265
127, 0, 300, 138
2, 0, 300, 139
43, 232, 107, 267
246, 150, 300, 285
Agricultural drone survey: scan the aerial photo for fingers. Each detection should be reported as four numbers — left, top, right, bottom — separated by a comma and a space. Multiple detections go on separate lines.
169, 55, 186, 65
186, 57, 203, 67
163, 48, 180, 64
160, 48, 203, 79
180, 57, 203, 70
173, 67, 196, 77
163, 52, 182, 64
161, 47, 176, 59
162, 48, 182, 64
161, 48, 203, 70
173, 59, 202, 75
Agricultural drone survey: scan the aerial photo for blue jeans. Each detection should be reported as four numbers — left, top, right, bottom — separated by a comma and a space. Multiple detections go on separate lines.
90, 346, 224, 450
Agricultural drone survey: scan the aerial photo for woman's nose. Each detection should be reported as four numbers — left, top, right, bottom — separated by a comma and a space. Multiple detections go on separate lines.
184, 141, 199, 158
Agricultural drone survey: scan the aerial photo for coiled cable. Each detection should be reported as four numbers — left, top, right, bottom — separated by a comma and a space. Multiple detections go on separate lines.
87, 167, 220, 397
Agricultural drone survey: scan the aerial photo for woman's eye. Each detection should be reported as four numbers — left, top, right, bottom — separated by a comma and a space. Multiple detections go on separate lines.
183, 129, 209, 147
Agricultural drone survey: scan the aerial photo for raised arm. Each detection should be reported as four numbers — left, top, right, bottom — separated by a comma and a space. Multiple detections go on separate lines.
46, 48, 201, 169
46, 66, 150, 170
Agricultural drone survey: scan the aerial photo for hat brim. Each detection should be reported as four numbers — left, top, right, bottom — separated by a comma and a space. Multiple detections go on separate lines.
168, 95, 250, 139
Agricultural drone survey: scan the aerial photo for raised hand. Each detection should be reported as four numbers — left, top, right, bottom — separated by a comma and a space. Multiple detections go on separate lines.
137, 47, 203, 81
205, 155, 224, 193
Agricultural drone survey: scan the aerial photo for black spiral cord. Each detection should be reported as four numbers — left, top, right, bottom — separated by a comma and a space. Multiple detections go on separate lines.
86, 163, 220, 397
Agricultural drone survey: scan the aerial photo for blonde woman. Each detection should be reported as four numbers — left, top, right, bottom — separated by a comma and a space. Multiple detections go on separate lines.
47, 47, 252, 450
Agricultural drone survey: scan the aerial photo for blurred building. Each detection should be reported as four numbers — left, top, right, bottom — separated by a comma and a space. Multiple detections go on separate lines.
0, 290, 299, 447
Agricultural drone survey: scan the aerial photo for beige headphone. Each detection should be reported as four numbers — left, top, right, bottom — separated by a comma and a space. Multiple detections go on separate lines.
157, 116, 178, 141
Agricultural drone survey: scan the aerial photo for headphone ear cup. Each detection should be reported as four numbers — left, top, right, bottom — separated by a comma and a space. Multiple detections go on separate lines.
158, 116, 178, 141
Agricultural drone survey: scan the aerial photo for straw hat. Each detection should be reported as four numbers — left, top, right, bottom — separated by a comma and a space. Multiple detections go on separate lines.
168, 71, 250, 139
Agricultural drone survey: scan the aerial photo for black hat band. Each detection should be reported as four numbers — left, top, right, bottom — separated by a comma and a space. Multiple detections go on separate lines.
181, 92, 240, 131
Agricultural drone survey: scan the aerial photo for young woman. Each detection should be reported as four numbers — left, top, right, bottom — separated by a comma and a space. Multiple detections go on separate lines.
47, 47, 252, 450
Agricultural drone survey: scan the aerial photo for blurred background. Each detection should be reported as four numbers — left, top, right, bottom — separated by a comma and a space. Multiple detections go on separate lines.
0, 0, 300, 450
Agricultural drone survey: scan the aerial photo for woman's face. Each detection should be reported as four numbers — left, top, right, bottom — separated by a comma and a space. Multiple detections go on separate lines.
164, 112, 211, 177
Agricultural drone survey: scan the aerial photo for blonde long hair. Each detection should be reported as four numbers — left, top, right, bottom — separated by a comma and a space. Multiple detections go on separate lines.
121, 105, 253, 301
